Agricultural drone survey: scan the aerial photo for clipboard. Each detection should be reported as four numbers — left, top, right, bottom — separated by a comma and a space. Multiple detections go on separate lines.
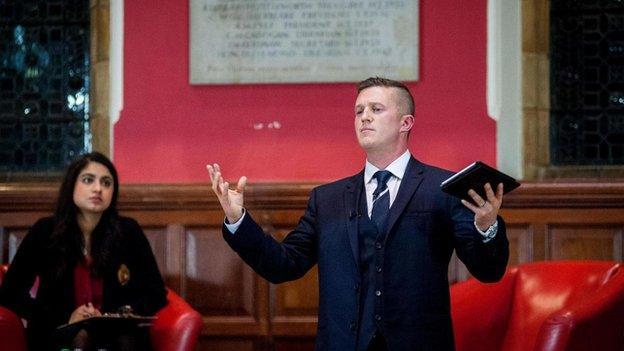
440, 161, 520, 203
55, 314, 156, 337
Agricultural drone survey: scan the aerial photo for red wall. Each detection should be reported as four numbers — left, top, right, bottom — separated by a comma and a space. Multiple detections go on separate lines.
115, 0, 495, 183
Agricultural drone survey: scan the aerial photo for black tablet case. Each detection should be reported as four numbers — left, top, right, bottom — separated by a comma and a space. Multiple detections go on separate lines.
440, 161, 520, 204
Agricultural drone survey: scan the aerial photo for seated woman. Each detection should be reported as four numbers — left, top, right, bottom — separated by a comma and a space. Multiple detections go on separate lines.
0, 152, 167, 350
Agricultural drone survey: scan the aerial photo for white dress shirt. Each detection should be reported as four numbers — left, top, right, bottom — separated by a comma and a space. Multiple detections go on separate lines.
364, 150, 410, 217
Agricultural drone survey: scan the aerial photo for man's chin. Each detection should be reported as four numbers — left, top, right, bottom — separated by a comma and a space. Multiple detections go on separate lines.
358, 139, 377, 151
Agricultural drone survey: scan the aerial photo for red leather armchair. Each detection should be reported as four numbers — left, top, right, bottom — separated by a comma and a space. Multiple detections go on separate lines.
151, 288, 203, 351
451, 261, 624, 351
0, 304, 28, 351
0, 265, 202, 351
0, 265, 28, 351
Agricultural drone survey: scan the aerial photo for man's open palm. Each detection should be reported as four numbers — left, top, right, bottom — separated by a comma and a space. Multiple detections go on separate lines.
206, 163, 247, 223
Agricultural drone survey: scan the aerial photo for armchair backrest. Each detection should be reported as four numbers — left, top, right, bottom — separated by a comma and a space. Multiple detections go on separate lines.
452, 260, 624, 351
533, 262, 624, 351
0, 264, 27, 351
0, 305, 27, 351
502, 261, 619, 351
151, 288, 203, 351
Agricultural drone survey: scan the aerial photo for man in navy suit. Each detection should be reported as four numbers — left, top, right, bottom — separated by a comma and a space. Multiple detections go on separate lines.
207, 77, 509, 351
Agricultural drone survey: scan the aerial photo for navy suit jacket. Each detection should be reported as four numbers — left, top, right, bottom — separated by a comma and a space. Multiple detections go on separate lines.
223, 157, 509, 351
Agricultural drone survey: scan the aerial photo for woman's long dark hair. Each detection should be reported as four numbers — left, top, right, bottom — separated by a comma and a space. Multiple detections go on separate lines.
49, 152, 121, 278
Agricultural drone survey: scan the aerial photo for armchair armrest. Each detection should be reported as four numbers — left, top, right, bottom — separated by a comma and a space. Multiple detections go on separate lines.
535, 265, 624, 351
451, 268, 517, 351
0, 305, 27, 351
150, 288, 202, 351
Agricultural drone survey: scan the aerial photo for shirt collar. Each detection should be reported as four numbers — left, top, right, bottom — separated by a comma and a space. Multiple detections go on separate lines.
364, 150, 411, 184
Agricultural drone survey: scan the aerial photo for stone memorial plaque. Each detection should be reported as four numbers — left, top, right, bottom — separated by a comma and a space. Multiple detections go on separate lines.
190, 0, 419, 84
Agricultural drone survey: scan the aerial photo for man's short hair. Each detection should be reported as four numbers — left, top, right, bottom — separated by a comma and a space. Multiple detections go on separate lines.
357, 77, 415, 116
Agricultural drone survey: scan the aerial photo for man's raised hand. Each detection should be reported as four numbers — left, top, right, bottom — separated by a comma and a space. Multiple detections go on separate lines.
206, 163, 247, 223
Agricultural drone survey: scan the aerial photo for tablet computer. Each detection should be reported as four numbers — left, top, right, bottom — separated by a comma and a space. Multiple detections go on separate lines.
440, 161, 520, 204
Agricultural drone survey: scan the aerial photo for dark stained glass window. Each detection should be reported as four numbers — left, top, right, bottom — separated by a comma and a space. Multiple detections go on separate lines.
550, 0, 624, 165
0, 0, 90, 177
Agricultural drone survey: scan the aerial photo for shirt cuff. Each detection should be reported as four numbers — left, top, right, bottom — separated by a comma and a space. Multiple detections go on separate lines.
475, 220, 498, 243
224, 209, 246, 234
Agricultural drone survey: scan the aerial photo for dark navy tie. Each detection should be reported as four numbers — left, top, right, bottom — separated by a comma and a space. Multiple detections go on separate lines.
371, 170, 393, 233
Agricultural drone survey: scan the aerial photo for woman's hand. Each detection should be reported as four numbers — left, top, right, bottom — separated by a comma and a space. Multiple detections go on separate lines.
68, 302, 102, 323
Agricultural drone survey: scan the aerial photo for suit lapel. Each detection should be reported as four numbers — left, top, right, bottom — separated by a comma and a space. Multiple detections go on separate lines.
344, 171, 364, 269
384, 157, 425, 239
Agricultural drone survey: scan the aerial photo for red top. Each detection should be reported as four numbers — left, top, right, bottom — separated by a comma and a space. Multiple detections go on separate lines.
73, 256, 103, 310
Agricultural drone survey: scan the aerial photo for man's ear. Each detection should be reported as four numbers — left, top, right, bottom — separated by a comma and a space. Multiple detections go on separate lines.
400, 114, 414, 133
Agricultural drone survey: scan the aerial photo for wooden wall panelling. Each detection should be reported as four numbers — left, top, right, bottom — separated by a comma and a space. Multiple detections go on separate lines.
196, 337, 260, 351
502, 208, 624, 262
547, 225, 623, 261
165, 224, 185, 293
185, 226, 260, 320
142, 226, 170, 287
531, 223, 548, 262
274, 337, 316, 351
505, 224, 532, 267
